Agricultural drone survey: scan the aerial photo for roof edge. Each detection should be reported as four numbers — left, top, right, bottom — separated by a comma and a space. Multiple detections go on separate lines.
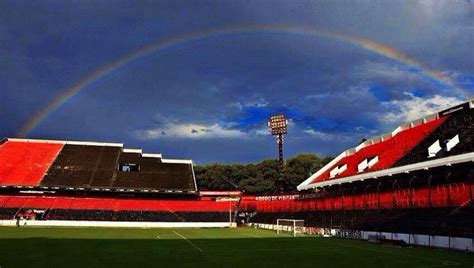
298, 152, 474, 190
161, 159, 193, 164
7, 138, 123, 147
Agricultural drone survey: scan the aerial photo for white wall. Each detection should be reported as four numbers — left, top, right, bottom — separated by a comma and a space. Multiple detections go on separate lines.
0, 220, 234, 228
251, 223, 473, 252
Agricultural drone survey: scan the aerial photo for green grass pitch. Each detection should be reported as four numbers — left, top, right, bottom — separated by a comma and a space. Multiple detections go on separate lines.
0, 226, 472, 267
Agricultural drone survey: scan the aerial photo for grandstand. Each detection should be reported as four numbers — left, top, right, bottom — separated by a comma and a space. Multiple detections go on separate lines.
0, 138, 238, 227
0, 138, 196, 192
241, 99, 474, 251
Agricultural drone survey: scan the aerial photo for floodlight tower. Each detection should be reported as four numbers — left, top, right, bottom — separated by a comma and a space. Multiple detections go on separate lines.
268, 114, 288, 165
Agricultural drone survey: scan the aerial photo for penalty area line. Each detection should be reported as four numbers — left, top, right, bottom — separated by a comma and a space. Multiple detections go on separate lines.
173, 231, 204, 253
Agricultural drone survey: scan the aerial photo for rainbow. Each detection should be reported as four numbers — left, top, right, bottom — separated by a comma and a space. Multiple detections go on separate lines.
16, 24, 465, 137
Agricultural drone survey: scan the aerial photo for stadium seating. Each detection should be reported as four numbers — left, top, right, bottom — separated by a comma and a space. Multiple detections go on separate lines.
114, 211, 228, 222
0, 208, 18, 220
395, 107, 474, 166
43, 209, 229, 222
310, 117, 447, 183
40, 144, 195, 191
0, 195, 235, 222
41, 145, 124, 188
0, 141, 63, 186
0, 139, 196, 192
240, 181, 472, 214
240, 169, 473, 235
113, 153, 195, 190
0, 195, 233, 211
89, 146, 123, 187
303, 103, 474, 189
45, 209, 116, 221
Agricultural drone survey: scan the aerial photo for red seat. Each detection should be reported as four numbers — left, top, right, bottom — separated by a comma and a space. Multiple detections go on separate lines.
0, 195, 234, 212
310, 117, 447, 184
0, 141, 63, 186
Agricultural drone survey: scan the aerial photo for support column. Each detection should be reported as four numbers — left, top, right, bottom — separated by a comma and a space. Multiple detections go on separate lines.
408, 176, 415, 243
276, 134, 283, 165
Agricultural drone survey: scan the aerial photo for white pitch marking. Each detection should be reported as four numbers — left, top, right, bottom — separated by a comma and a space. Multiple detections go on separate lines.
173, 231, 204, 252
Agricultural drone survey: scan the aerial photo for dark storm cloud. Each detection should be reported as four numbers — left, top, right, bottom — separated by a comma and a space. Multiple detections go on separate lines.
0, 0, 472, 162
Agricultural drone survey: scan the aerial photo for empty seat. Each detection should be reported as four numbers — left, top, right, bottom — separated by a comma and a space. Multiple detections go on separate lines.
0, 141, 63, 186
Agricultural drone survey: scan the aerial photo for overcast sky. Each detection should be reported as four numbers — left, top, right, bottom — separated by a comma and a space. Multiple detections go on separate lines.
1, 0, 473, 163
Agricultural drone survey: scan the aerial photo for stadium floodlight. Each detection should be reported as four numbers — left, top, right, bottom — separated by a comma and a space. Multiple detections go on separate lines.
268, 114, 288, 164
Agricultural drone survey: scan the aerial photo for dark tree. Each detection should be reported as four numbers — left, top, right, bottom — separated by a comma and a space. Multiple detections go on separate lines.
195, 153, 333, 194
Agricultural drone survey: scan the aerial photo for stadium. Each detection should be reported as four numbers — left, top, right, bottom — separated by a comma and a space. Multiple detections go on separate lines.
3, 1, 474, 267
1, 99, 473, 267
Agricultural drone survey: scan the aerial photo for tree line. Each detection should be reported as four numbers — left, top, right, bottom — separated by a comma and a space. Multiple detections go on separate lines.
194, 153, 333, 194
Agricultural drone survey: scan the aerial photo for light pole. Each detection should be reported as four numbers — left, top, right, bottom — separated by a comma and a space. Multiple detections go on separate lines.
267, 114, 288, 166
